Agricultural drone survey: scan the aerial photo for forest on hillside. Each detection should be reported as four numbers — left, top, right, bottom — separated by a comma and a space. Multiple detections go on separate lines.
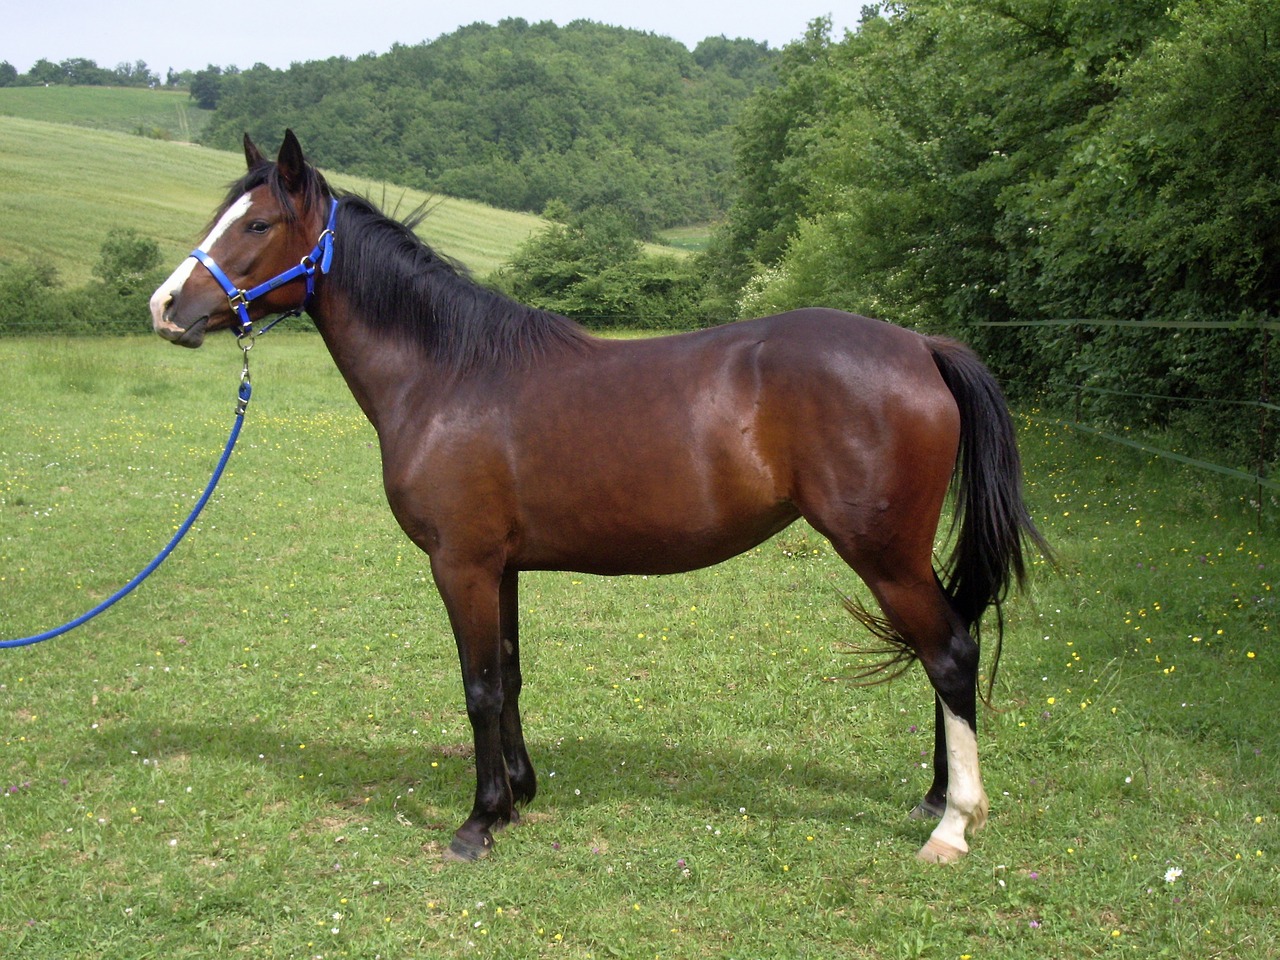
196, 19, 777, 233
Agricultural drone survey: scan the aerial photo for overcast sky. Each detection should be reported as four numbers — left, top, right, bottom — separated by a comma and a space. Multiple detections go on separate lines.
2, 1, 860, 75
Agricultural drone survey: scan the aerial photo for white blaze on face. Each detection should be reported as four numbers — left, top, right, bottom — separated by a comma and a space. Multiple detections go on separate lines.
150, 193, 255, 330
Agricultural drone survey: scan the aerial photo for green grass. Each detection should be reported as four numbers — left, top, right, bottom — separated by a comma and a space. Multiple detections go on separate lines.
655, 224, 715, 253
0, 116, 548, 284
1, 334, 1276, 959
0, 85, 209, 141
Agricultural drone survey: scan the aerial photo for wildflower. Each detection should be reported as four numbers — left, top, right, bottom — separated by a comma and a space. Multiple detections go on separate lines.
1164, 867, 1182, 883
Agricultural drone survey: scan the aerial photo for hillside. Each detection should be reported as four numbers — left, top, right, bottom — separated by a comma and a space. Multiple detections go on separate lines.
200, 20, 775, 231
0, 116, 548, 285
0, 85, 210, 141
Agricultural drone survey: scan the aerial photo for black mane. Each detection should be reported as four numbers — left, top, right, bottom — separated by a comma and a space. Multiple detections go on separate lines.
329, 195, 594, 375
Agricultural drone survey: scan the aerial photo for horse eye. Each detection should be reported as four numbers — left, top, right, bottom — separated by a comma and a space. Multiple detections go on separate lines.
248, 220, 270, 234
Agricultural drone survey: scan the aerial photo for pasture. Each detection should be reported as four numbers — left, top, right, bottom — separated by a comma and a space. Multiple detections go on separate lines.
1, 333, 1275, 958
0, 85, 208, 142
0, 117, 548, 285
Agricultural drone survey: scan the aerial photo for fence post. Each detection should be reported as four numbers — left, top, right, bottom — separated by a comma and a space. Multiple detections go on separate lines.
1258, 324, 1271, 526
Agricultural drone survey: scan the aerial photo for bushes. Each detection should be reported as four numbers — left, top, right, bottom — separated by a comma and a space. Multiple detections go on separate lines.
0, 229, 163, 337
491, 207, 706, 330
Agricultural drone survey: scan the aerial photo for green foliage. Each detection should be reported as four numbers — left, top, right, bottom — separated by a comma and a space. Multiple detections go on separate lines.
93, 228, 161, 293
495, 207, 703, 328
0, 259, 60, 335
6, 56, 160, 87
0, 230, 164, 337
188, 65, 229, 110
708, 18, 840, 303
200, 20, 776, 229
708, 0, 1279, 467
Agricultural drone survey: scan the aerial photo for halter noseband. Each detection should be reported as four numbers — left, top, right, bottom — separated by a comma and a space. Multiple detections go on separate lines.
190, 197, 339, 339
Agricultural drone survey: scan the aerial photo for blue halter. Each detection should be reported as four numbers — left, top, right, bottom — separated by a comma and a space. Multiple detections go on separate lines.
190, 197, 339, 339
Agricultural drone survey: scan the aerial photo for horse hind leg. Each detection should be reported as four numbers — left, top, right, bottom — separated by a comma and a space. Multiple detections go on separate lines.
847, 573, 989, 863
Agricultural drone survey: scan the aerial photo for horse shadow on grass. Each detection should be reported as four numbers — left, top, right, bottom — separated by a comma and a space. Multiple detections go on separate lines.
88, 712, 934, 851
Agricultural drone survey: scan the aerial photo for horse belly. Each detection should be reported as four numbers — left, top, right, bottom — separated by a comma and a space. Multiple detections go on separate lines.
510, 423, 797, 575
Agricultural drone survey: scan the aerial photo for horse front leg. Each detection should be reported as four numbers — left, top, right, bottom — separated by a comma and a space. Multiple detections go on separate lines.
431, 558, 516, 861
498, 570, 536, 810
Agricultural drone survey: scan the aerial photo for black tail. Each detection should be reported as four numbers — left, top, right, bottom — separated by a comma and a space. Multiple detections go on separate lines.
929, 338, 1050, 687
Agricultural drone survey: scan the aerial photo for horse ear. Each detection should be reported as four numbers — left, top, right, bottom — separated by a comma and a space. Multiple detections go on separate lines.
276, 129, 306, 190
243, 133, 266, 170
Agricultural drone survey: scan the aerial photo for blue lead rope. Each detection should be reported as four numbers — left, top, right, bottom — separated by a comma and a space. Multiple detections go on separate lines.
1, 371, 253, 649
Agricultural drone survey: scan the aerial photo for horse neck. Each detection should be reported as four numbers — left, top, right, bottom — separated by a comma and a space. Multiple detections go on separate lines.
308, 288, 438, 437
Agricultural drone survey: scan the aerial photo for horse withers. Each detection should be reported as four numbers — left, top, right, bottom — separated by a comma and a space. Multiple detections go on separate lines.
150, 130, 1048, 863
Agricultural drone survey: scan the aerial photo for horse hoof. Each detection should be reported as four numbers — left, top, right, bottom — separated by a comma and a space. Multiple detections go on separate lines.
444, 832, 494, 862
916, 837, 966, 864
909, 799, 945, 821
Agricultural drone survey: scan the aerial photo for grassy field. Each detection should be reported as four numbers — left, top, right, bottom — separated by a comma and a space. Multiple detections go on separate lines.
0, 116, 548, 284
1, 333, 1276, 959
0, 85, 209, 141
655, 225, 714, 253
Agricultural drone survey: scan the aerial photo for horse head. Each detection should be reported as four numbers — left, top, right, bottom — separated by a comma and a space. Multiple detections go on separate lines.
150, 130, 332, 347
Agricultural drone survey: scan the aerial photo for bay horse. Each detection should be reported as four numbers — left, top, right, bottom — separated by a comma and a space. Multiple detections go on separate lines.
150, 131, 1047, 864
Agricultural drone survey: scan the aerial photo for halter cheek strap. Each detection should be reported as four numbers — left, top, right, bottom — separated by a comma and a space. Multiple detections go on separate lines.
191, 197, 339, 339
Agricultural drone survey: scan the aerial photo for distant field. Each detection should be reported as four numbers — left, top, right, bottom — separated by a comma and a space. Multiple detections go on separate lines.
0, 85, 208, 141
0, 116, 548, 284
656, 223, 714, 253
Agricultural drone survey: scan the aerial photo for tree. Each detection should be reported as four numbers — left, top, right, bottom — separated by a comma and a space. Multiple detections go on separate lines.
495, 206, 702, 328
703, 17, 838, 306
27, 58, 62, 85
93, 229, 161, 295
0, 259, 60, 335
112, 60, 159, 87
189, 65, 225, 108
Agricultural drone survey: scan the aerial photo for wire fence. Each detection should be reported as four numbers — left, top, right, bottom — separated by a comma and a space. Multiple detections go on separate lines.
977, 317, 1277, 502
5, 311, 1276, 502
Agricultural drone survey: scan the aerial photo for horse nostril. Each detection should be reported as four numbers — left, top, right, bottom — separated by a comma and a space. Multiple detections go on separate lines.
150, 288, 176, 328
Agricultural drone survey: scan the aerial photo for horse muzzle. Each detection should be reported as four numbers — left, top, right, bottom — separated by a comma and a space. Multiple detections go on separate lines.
150, 288, 210, 347
155, 313, 210, 348
151, 261, 213, 348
